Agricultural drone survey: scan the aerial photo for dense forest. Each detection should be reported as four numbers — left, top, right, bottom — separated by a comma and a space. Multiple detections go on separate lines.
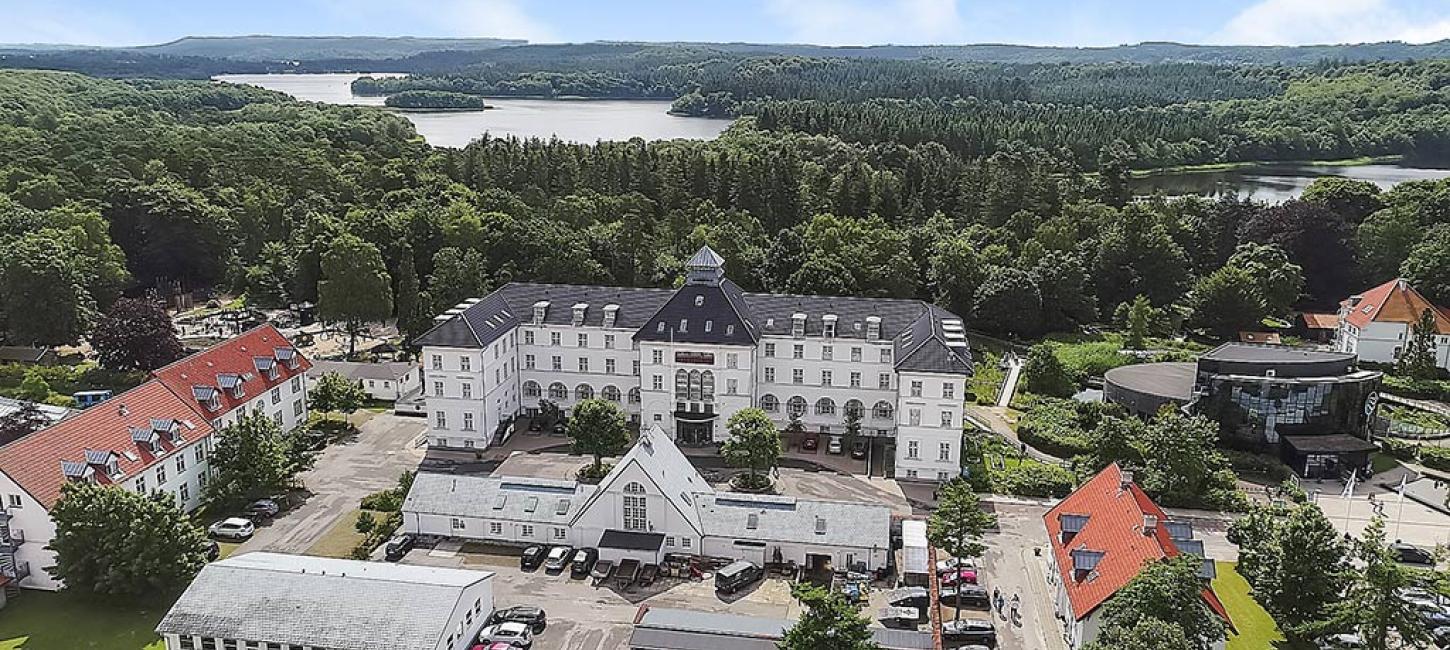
3, 67, 1450, 354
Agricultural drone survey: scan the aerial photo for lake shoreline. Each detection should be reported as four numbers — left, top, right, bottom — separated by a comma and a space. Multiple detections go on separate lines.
1130, 155, 1406, 178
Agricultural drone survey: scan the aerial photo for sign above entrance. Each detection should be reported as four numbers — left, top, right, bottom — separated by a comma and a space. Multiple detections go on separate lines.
675, 351, 715, 365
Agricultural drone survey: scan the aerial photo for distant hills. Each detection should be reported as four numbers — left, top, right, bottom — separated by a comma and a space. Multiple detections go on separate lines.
129, 35, 528, 61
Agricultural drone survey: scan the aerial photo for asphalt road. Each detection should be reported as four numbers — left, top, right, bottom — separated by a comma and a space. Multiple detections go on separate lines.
236, 413, 426, 554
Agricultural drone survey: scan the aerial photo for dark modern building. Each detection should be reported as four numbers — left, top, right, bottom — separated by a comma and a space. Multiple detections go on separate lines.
1104, 343, 1382, 478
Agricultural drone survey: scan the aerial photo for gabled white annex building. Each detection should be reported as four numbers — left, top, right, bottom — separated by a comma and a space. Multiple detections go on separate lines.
402, 425, 893, 572
413, 246, 973, 481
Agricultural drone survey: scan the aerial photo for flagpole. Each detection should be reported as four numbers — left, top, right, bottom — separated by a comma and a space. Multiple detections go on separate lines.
1394, 474, 1408, 541
1341, 469, 1357, 534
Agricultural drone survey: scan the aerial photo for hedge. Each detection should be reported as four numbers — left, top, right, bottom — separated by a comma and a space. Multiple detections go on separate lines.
1421, 446, 1450, 472
1223, 449, 1293, 482
1016, 398, 1094, 457
989, 461, 1075, 498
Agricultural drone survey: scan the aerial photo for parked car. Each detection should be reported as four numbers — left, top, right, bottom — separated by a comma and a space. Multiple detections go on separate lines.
801, 435, 819, 451
936, 557, 978, 574
885, 587, 929, 611
941, 619, 997, 646
850, 439, 868, 459
715, 560, 763, 594
827, 436, 843, 455
527, 418, 543, 432
551, 422, 567, 435
878, 606, 922, 627
478, 622, 533, 648
208, 517, 254, 540
640, 563, 659, 586
520, 545, 548, 571
243, 498, 280, 519
570, 548, 599, 578
590, 559, 615, 583
384, 534, 415, 561
488, 606, 548, 633
543, 546, 574, 572
940, 568, 979, 586
1392, 543, 1436, 567
939, 585, 991, 608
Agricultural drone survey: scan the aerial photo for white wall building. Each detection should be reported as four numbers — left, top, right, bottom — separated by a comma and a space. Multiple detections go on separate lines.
157, 552, 495, 650
414, 246, 972, 481
310, 360, 421, 401
1335, 278, 1450, 370
404, 425, 892, 572
0, 326, 311, 592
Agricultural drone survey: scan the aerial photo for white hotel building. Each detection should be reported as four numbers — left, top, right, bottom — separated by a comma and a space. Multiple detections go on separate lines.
415, 247, 973, 481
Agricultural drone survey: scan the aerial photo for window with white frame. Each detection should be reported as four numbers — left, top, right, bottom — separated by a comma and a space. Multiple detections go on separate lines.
489, 522, 503, 535
821, 370, 832, 386
764, 343, 775, 357
551, 332, 561, 346
434, 411, 447, 429
578, 358, 589, 373
939, 441, 952, 461
524, 330, 535, 345
462, 383, 473, 399
433, 381, 444, 397
792, 368, 803, 384
604, 334, 615, 349
460, 356, 471, 371
851, 347, 862, 362
879, 373, 891, 389
850, 372, 861, 388
652, 375, 664, 391
880, 349, 892, 363
909, 408, 921, 426
943, 382, 955, 400
623, 482, 648, 531
578, 333, 589, 348
451, 517, 465, 530
764, 367, 775, 383
940, 411, 953, 428
431, 355, 443, 370
552, 356, 562, 371
793, 344, 804, 359
606, 358, 617, 374
822, 345, 833, 361
463, 412, 475, 431
270, 387, 281, 405
907, 440, 919, 459
910, 380, 922, 397
652, 349, 664, 364
525, 354, 536, 369
633, 360, 641, 376
521, 525, 534, 538
727, 353, 738, 368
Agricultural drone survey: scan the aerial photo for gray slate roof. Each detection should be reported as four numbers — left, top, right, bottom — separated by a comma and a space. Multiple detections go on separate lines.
573, 424, 712, 534
696, 492, 892, 550
634, 279, 760, 346
630, 607, 933, 650
310, 360, 418, 382
404, 472, 586, 524
155, 552, 493, 650
0, 396, 73, 424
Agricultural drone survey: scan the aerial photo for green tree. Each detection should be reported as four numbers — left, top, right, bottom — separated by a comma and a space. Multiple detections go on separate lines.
103, 178, 234, 288
1124, 294, 1154, 349
310, 371, 367, 423
1033, 251, 1097, 332
243, 241, 296, 308
204, 412, 297, 508
1022, 344, 1075, 398
1228, 503, 1349, 638
1085, 616, 1195, 650
568, 399, 630, 481
1084, 415, 1146, 472
722, 408, 781, 490
355, 511, 377, 534
422, 246, 490, 318
90, 297, 185, 371
779, 583, 878, 650
1, 231, 96, 345
1225, 242, 1304, 316
317, 234, 393, 358
1329, 517, 1434, 650
1301, 176, 1383, 224
972, 267, 1042, 337
1096, 554, 1225, 650
1137, 410, 1238, 508
1189, 265, 1266, 338
927, 479, 998, 620
1397, 308, 1440, 380
394, 246, 426, 341
49, 482, 209, 598
15, 369, 51, 402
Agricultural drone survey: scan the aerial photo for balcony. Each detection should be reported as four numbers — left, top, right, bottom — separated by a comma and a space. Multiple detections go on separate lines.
0, 529, 24, 548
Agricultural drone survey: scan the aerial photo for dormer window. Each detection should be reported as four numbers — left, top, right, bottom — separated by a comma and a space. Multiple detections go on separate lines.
704, 320, 713, 333
694, 295, 704, 307
866, 316, 881, 340
60, 460, 96, 484
84, 449, 122, 479
132, 427, 160, 454
533, 301, 549, 325
216, 373, 244, 399
823, 314, 838, 338
193, 386, 222, 412
791, 313, 806, 338
679, 319, 688, 333
1071, 549, 1105, 581
572, 303, 588, 327
603, 304, 619, 328
254, 356, 279, 380
274, 347, 299, 370
1059, 513, 1089, 543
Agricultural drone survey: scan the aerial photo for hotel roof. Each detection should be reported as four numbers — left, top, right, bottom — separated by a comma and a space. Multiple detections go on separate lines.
1342, 278, 1450, 334
151, 324, 311, 419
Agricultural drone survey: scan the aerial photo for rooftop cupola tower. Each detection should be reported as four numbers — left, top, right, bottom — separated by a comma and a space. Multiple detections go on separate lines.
685, 246, 726, 287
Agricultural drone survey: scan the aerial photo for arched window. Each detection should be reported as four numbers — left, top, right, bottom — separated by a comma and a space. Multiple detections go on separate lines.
576, 384, 594, 401
675, 370, 688, 400
873, 400, 894, 420
628, 387, 641, 404
602, 385, 621, 402
523, 381, 541, 398
701, 371, 715, 401
548, 382, 568, 400
759, 394, 779, 413
623, 482, 647, 531
815, 397, 837, 416
688, 370, 702, 401
844, 399, 864, 420
787, 396, 807, 418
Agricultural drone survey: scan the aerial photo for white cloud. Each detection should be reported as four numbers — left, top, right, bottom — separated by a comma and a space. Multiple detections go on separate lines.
764, 0, 967, 46
1216, 0, 1450, 45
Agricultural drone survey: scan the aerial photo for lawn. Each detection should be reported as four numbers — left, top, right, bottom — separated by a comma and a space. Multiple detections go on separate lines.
1371, 452, 1403, 475
0, 590, 169, 650
305, 508, 375, 558
1213, 561, 1287, 650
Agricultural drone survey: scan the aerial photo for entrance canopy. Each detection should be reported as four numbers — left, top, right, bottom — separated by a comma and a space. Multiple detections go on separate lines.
1281, 434, 1377, 455
598, 529, 666, 564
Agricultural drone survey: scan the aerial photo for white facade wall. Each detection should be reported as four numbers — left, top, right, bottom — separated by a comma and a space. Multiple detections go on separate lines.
408, 512, 573, 547
754, 335, 898, 437
699, 536, 888, 571
637, 341, 755, 441
894, 371, 966, 481
570, 461, 702, 552
209, 373, 309, 434
1338, 319, 1450, 370
0, 473, 58, 591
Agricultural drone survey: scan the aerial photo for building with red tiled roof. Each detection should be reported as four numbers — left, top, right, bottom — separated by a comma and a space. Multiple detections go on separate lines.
151, 324, 313, 433
1336, 279, 1450, 369
1043, 464, 1232, 649
0, 325, 311, 592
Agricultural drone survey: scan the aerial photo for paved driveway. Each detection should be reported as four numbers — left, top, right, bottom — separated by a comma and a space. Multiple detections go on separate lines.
237, 413, 426, 554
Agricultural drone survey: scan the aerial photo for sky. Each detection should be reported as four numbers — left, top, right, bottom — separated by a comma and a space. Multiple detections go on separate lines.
7, 0, 1450, 48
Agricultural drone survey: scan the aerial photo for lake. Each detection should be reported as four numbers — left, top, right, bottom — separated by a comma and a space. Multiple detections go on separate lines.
1129, 162, 1450, 203
214, 73, 732, 148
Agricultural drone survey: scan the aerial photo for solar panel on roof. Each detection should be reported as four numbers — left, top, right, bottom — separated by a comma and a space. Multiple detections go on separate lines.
555, 499, 571, 515
524, 496, 539, 513
1176, 540, 1205, 557
1071, 549, 1105, 571
60, 460, 89, 477
1060, 514, 1090, 533
493, 494, 507, 510
1165, 521, 1194, 540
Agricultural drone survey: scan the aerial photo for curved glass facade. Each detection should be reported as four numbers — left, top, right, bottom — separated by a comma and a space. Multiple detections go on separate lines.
1193, 372, 1381, 446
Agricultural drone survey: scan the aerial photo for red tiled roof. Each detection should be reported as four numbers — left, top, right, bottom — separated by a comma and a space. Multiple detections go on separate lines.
1342, 279, 1450, 334
151, 324, 312, 419
0, 381, 215, 509
1300, 312, 1340, 330
1043, 464, 1232, 630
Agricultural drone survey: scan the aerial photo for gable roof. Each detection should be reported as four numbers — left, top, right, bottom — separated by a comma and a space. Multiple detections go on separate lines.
151, 324, 312, 419
1342, 278, 1450, 334
1300, 312, 1340, 330
572, 424, 712, 536
633, 279, 759, 346
156, 552, 493, 650
1042, 464, 1231, 627
0, 381, 213, 508
309, 360, 418, 383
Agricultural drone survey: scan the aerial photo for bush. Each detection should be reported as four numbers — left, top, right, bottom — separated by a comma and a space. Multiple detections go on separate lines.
355, 511, 376, 534
1224, 449, 1293, 482
729, 473, 774, 493
1420, 446, 1450, 472
1382, 375, 1450, 402
577, 462, 613, 483
1381, 438, 1421, 462
1016, 398, 1094, 457
359, 471, 414, 512
349, 510, 401, 560
989, 461, 1075, 498
1054, 341, 1134, 381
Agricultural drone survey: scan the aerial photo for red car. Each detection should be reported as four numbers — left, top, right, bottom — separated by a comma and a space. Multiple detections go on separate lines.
939, 568, 978, 586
